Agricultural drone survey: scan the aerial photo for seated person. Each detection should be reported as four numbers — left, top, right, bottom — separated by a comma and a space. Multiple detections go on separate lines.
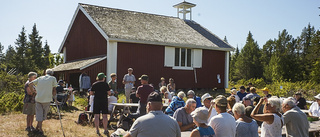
160, 86, 172, 102
295, 92, 307, 110
232, 103, 258, 137
56, 80, 67, 102
165, 91, 186, 116
173, 98, 197, 131
108, 90, 118, 113
129, 87, 140, 113
309, 93, 320, 118
187, 90, 202, 108
190, 107, 215, 137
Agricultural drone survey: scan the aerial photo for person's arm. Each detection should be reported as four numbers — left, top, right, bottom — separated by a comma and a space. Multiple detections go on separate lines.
124, 133, 132, 137
26, 84, 35, 95
250, 98, 274, 123
177, 121, 194, 132
189, 129, 200, 137
122, 75, 127, 84
208, 100, 215, 120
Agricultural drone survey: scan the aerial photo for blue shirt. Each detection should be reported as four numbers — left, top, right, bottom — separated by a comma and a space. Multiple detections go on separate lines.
165, 96, 185, 116
237, 91, 247, 101
194, 96, 202, 108
196, 126, 215, 137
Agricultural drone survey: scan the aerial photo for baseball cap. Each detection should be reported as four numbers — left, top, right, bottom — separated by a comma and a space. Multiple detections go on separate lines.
147, 92, 162, 102
262, 87, 270, 92
58, 80, 64, 84
97, 72, 106, 79
191, 107, 208, 124
139, 74, 149, 81
201, 93, 213, 102
215, 95, 227, 107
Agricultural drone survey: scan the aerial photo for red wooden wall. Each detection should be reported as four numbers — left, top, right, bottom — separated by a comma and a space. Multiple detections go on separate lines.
116, 42, 225, 90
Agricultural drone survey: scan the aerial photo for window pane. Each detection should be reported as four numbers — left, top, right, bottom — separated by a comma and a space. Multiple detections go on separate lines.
187, 49, 191, 67
175, 48, 180, 66
181, 48, 186, 67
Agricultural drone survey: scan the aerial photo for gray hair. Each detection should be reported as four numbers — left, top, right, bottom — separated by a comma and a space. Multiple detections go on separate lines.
160, 86, 167, 92
186, 98, 196, 106
45, 69, 54, 75
28, 72, 37, 78
177, 91, 186, 99
282, 98, 296, 108
268, 96, 282, 112
232, 103, 245, 115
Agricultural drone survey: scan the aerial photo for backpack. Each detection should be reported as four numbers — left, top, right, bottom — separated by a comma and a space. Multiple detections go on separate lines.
77, 113, 88, 125
117, 114, 133, 131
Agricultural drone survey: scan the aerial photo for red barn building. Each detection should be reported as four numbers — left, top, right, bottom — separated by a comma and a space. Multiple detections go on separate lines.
53, 2, 234, 90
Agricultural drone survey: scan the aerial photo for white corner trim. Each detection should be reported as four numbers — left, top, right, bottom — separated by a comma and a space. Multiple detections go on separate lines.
106, 41, 118, 82
224, 51, 229, 88
80, 56, 107, 70
58, 5, 80, 53
79, 6, 109, 41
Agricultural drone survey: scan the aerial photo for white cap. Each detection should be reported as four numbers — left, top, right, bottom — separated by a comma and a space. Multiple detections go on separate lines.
314, 93, 320, 100
201, 93, 213, 102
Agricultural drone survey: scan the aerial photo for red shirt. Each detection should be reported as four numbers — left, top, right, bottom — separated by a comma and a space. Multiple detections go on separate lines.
136, 84, 154, 104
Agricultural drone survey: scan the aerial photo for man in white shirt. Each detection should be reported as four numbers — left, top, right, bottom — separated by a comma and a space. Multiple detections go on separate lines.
201, 93, 217, 124
209, 95, 236, 137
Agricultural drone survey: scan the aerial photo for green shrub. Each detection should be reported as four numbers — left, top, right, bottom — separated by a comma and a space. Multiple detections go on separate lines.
73, 95, 88, 109
0, 92, 24, 113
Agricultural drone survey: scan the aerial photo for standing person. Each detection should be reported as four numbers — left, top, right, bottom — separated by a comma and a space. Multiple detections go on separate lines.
294, 92, 307, 110
232, 103, 258, 137
308, 93, 320, 118
173, 99, 197, 131
23, 72, 37, 132
187, 90, 202, 108
262, 87, 272, 98
124, 92, 181, 137
251, 97, 283, 137
208, 95, 236, 137
190, 107, 215, 137
230, 89, 240, 102
201, 93, 216, 124
91, 72, 111, 136
29, 69, 58, 135
236, 86, 247, 101
167, 78, 176, 93
108, 73, 118, 97
158, 77, 166, 90
122, 68, 136, 103
282, 98, 309, 137
246, 83, 253, 93
136, 74, 154, 116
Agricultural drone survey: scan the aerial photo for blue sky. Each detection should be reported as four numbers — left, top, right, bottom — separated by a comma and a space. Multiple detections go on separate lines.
1, 0, 319, 53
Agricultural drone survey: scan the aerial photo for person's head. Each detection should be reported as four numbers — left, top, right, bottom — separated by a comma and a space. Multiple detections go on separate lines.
160, 86, 167, 94
264, 96, 281, 113
248, 82, 253, 87
58, 80, 64, 86
187, 90, 195, 98
314, 94, 320, 105
96, 72, 106, 81
28, 72, 37, 81
139, 74, 149, 84
250, 87, 256, 94
252, 96, 261, 106
128, 68, 133, 74
232, 103, 246, 120
131, 87, 136, 93
185, 98, 197, 114
282, 98, 296, 113
240, 86, 245, 93
201, 93, 213, 108
45, 69, 54, 76
169, 78, 174, 83
110, 73, 117, 80
230, 89, 237, 95
191, 107, 208, 126
177, 91, 186, 99
160, 77, 165, 82
215, 95, 228, 113
89, 90, 94, 95
262, 87, 270, 95
146, 92, 163, 113
294, 92, 302, 100
227, 96, 236, 109
242, 94, 254, 107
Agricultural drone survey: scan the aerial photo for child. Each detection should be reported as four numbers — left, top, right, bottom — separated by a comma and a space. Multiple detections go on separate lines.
89, 90, 94, 112
108, 73, 118, 98
67, 85, 74, 106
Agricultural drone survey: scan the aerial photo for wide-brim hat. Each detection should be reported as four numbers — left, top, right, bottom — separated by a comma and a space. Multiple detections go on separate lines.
201, 93, 213, 102
191, 107, 208, 124
314, 94, 320, 100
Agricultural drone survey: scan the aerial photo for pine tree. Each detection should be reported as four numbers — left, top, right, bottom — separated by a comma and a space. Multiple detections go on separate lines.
28, 23, 44, 70
43, 40, 51, 68
309, 30, 320, 83
14, 26, 29, 74
234, 31, 262, 80
0, 42, 4, 62
229, 46, 239, 81
5, 45, 17, 70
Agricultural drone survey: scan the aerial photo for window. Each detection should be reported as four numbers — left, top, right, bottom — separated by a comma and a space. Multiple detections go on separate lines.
174, 48, 192, 67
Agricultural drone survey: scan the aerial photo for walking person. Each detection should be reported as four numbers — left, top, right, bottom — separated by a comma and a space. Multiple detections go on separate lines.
29, 69, 58, 135
23, 72, 37, 132
122, 68, 136, 103
91, 73, 111, 136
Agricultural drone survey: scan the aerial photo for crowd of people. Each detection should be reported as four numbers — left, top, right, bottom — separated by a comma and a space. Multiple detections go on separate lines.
22, 68, 320, 137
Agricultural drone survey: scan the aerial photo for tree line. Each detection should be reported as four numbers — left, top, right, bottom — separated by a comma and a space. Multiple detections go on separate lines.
229, 23, 320, 84
0, 24, 63, 75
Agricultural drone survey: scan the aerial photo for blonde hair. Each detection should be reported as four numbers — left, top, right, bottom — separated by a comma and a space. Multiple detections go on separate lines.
177, 91, 186, 99
160, 86, 167, 92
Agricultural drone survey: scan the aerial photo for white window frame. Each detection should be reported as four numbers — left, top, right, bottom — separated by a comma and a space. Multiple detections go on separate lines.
173, 48, 193, 70
164, 46, 202, 70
